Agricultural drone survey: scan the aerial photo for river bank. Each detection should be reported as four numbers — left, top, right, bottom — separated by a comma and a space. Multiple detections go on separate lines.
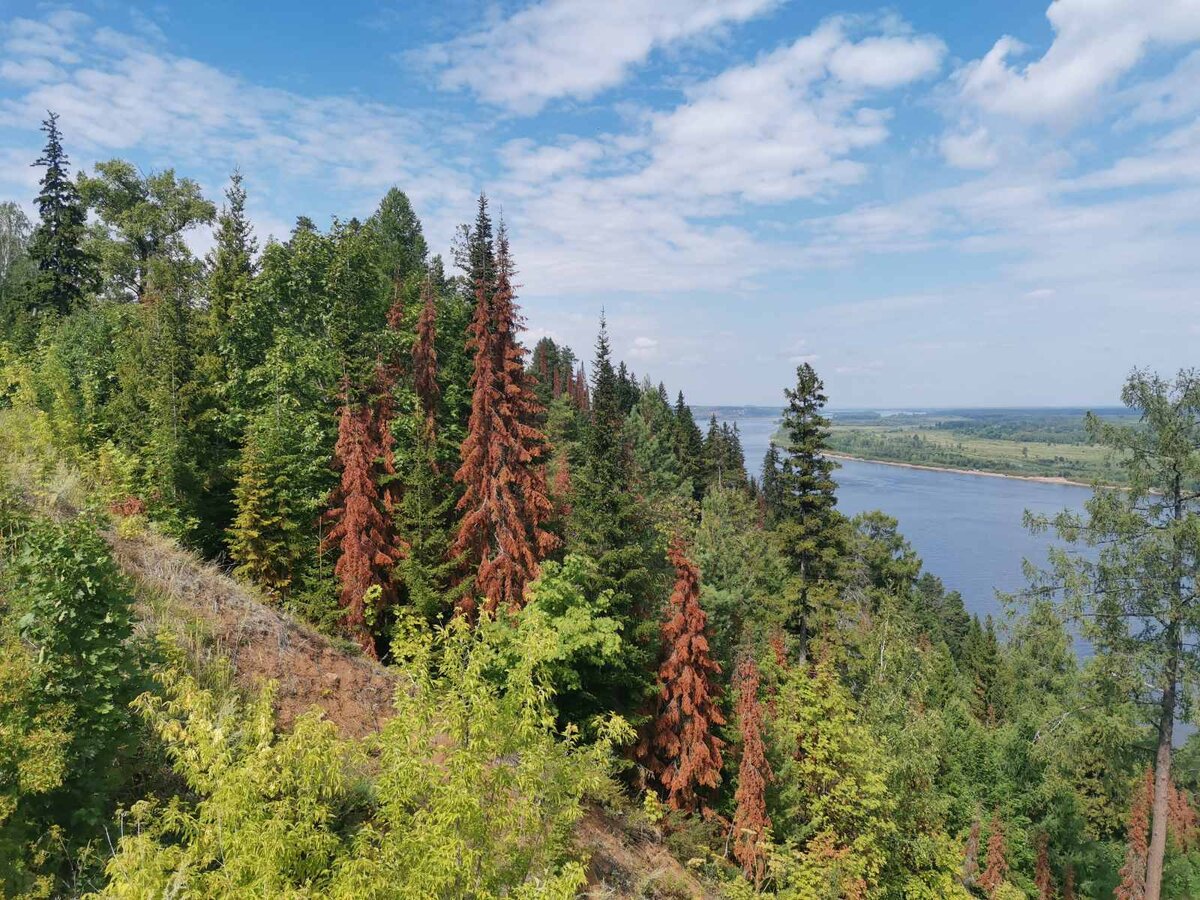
823, 451, 1102, 489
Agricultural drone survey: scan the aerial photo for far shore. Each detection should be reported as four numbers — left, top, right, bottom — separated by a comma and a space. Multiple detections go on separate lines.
823, 451, 1103, 489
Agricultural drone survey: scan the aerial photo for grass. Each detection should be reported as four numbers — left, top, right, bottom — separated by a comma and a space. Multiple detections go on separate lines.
825, 424, 1126, 484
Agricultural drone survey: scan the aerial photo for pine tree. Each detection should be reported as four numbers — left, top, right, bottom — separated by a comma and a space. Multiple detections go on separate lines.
27, 112, 95, 315
452, 225, 555, 616
732, 655, 772, 887
647, 538, 725, 812
979, 813, 1010, 898
1117, 768, 1153, 900
324, 393, 400, 657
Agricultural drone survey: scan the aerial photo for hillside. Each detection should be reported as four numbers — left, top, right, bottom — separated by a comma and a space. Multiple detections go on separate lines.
105, 514, 712, 898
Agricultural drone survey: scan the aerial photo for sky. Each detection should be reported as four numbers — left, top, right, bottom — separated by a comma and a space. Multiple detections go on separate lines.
1, 1, 1198, 407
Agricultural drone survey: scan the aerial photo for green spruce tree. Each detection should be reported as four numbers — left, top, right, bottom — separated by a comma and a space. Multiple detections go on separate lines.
27, 113, 95, 316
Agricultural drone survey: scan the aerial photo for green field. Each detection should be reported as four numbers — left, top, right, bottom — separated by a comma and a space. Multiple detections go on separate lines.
826, 424, 1124, 483
785, 407, 1137, 484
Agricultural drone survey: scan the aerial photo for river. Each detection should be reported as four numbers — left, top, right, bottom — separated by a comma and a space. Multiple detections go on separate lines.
694, 407, 1091, 623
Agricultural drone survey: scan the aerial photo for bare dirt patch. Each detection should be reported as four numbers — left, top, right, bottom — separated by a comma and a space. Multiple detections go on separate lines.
110, 532, 397, 740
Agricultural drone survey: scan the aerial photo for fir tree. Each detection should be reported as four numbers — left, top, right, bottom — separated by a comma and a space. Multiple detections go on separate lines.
369, 187, 428, 288
452, 225, 555, 616
228, 399, 330, 601
761, 443, 784, 522
323, 393, 400, 657
979, 813, 1010, 898
732, 655, 772, 887
412, 277, 440, 437
1034, 833, 1056, 900
206, 171, 257, 328
672, 391, 707, 501
28, 112, 95, 315
647, 538, 725, 812
1117, 768, 1153, 900
567, 316, 660, 716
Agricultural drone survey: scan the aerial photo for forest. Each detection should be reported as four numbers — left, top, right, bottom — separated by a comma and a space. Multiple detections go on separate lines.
1, 114, 1199, 899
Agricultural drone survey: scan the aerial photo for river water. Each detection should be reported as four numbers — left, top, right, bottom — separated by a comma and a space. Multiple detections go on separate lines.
695, 407, 1091, 623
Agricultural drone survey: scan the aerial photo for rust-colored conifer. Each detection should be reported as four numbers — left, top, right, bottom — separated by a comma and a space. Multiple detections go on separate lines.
1117, 768, 1154, 900
571, 364, 590, 411
648, 538, 726, 812
732, 655, 772, 886
412, 277, 440, 439
1034, 833, 1055, 900
453, 226, 557, 617
323, 389, 400, 658
1064, 864, 1076, 900
1168, 780, 1197, 851
979, 812, 1010, 898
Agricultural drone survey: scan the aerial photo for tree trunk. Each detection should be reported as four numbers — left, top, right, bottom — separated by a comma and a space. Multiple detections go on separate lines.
1144, 648, 1176, 900
1148, 472, 1188, 900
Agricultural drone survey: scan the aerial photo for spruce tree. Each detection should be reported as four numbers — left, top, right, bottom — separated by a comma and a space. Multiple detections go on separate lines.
28, 112, 95, 315
773, 363, 844, 655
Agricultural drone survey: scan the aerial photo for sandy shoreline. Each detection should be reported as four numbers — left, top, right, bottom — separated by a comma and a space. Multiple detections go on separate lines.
823, 451, 1100, 489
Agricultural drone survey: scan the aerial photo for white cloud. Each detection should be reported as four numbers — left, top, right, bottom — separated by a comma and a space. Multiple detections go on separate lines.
486, 16, 944, 295
628, 335, 660, 360
940, 126, 999, 170
414, 0, 782, 114
0, 10, 474, 247
620, 19, 944, 203
955, 0, 1200, 124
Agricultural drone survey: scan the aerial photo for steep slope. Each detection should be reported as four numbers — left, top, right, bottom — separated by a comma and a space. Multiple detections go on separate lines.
106, 526, 715, 898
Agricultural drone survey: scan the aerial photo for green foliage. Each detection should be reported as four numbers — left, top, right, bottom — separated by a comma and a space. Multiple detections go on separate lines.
97, 614, 631, 898
27, 114, 96, 317
769, 660, 895, 897
77, 159, 215, 302
0, 510, 140, 896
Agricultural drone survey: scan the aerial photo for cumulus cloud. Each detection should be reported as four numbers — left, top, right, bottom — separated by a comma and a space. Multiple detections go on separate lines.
414, 0, 782, 114
620, 19, 944, 203
954, 0, 1200, 124
0, 11, 473, 240
491, 16, 944, 294
939, 126, 998, 170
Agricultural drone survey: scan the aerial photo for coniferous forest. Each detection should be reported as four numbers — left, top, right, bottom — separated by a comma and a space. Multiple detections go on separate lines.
2, 115, 1200, 899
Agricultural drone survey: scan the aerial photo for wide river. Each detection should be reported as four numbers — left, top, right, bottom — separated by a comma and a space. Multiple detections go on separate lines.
697, 408, 1091, 622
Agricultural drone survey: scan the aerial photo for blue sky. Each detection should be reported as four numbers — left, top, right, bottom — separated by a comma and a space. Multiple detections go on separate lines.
1, 1, 1198, 407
